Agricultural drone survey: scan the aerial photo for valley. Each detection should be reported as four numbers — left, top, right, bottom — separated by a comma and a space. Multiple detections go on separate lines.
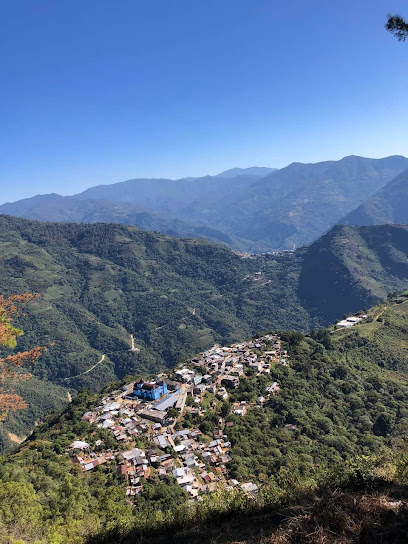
3, 215, 408, 449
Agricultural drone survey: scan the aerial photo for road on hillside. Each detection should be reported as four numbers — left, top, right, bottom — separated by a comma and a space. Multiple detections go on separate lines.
63, 354, 106, 380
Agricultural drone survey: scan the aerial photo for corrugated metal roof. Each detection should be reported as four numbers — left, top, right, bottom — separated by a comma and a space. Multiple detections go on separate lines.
153, 393, 179, 411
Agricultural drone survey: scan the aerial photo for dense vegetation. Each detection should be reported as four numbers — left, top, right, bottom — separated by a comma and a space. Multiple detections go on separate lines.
3, 215, 408, 445
226, 301, 408, 481
2, 299, 408, 542
1, 156, 407, 252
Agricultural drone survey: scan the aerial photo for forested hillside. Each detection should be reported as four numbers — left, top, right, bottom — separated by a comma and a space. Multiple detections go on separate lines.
341, 168, 408, 227
3, 298, 408, 543
0, 194, 248, 251
299, 223, 408, 323
2, 216, 408, 447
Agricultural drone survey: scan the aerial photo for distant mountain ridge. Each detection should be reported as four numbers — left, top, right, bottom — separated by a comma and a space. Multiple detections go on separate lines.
214, 166, 277, 178
214, 155, 408, 250
341, 168, 408, 226
2, 156, 408, 252
0, 193, 245, 249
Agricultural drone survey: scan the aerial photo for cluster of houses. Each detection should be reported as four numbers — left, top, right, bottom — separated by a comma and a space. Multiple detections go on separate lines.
70, 334, 287, 501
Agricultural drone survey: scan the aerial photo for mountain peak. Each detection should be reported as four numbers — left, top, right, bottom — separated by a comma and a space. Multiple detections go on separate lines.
215, 166, 277, 178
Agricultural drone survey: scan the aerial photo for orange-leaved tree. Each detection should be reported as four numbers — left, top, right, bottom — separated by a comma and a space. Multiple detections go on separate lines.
0, 293, 45, 420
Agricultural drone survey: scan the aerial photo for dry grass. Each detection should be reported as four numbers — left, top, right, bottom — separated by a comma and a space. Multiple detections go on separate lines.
107, 490, 408, 544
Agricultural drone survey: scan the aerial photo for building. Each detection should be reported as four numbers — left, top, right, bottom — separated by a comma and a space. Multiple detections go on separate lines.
153, 392, 180, 411
221, 376, 240, 389
139, 408, 168, 425
133, 379, 168, 401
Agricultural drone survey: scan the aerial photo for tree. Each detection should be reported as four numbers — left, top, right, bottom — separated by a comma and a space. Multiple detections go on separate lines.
372, 413, 392, 437
0, 293, 45, 419
386, 14, 408, 41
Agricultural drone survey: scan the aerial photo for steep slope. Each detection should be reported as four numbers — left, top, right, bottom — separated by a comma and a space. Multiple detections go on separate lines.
341, 168, 408, 226
216, 155, 408, 250
298, 224, 408, 324
3, 299, 408, 543
0, 214, 306, 393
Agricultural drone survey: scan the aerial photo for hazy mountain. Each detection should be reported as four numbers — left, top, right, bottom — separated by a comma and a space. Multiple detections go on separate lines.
0, 193, 245, 249
210, 155, 408, 250
341, 168, 408, 226
74, 173, 262, 217
2, 156, 408, 252
215, 166, 277, 178
61, 155, 408, 250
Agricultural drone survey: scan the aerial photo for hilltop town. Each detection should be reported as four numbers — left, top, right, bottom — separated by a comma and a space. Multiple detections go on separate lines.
70, 334, 289, 501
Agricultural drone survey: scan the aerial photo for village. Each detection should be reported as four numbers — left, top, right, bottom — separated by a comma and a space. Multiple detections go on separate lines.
70, 333, 289, 501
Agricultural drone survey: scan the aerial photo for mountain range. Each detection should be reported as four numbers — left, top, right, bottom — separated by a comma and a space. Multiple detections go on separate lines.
2, 156, 408, 252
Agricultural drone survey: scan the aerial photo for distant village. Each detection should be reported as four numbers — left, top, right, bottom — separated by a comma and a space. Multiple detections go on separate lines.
70, 334, 289, 501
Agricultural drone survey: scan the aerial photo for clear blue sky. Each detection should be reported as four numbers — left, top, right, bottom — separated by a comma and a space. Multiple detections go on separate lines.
1, 0, 408, 203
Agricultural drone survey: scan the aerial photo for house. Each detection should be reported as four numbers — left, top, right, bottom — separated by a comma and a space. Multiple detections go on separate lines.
81, 412, 95, 423
153, 392, 179, 411
241, 482, 258, 495
139, 409, 167, 424
70, 440, 90, 450
133, 379, 168, 401
266, 382, 280, 395
216, 387, 228, 400
221, 376, 239, 389
233, 402, 248, 416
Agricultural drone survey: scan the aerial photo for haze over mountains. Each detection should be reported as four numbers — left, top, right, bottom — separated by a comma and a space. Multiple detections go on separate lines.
2, 156, 408, 252
341, 168, 408, 227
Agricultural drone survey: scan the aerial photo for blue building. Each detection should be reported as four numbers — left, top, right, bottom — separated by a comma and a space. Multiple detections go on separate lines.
133, 379, 168, 401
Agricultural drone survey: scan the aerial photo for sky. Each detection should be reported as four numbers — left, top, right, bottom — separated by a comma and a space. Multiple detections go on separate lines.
1, 0, 408, 204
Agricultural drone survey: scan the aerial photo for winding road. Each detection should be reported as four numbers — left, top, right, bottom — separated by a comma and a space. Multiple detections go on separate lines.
63, 354, 106, 380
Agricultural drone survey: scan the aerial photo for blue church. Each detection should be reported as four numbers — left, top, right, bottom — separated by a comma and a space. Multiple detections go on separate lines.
133, 379, 168, 401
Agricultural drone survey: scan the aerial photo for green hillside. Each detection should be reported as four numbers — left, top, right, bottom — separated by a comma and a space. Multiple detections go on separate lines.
3, 216, 408, 446
3, 298, 408, 543
0, 194, 249, 251
341, 168, 408, 227
298, 223, 408, 323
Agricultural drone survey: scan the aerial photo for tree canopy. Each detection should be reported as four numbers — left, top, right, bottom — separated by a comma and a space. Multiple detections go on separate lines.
386, 14, 408, 41
0, 293, 44, 418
